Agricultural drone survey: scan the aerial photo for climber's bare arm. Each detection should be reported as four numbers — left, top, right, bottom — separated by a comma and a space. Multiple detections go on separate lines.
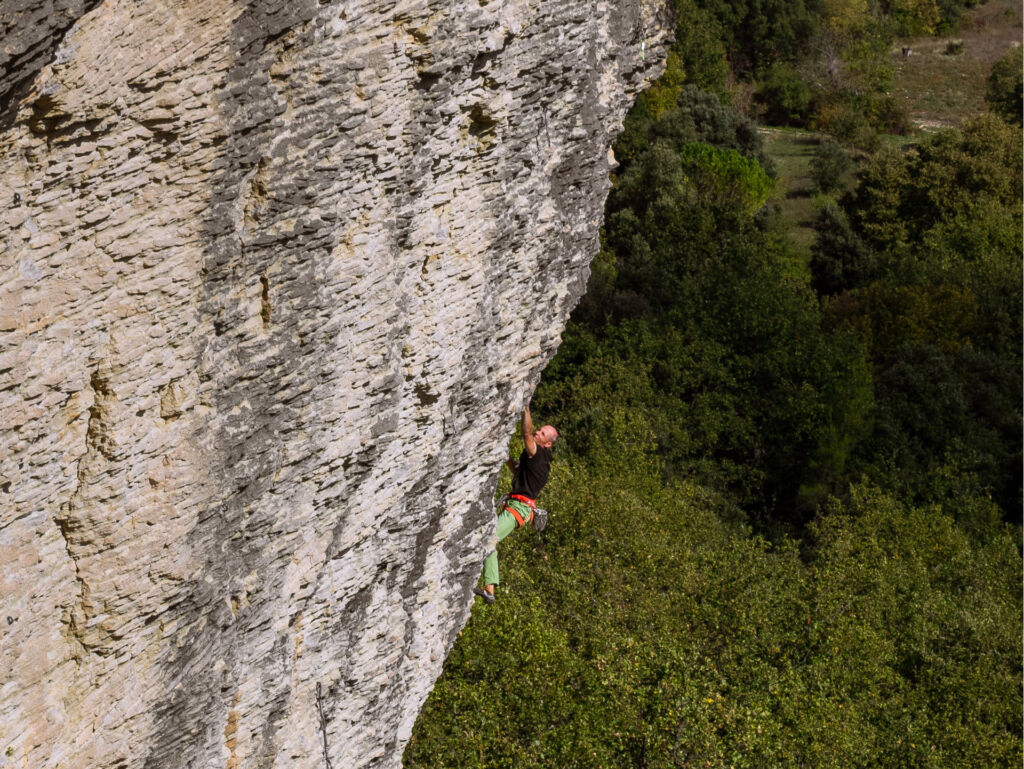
522, 406, 537, 457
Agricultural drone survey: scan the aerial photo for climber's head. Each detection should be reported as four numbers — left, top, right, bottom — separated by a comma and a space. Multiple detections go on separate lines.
534, 425, 558, 449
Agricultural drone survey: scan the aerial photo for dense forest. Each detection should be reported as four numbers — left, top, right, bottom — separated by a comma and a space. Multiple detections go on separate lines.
406, 0, 1022, 765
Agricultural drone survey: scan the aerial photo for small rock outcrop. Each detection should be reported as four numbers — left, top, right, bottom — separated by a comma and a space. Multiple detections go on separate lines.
0, 0, 670, 766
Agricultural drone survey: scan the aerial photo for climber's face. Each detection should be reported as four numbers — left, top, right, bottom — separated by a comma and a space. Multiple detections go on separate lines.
534, 425, 558, 448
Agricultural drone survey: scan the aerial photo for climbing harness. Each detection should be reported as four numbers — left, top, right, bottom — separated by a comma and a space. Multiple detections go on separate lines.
497, 494, 548, 531
503, 493, 536, 527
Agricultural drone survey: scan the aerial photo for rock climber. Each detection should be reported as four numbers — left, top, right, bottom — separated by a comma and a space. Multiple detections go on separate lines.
474, 405, 558, 605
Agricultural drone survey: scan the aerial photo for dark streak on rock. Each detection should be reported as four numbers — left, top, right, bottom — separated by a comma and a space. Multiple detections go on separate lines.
142, 2, 322, 767
260, 273, 272, 328
0, 0, 105, 132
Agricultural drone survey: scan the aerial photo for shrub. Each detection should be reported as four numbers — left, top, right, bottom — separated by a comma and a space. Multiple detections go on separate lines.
813, 100, 879, 151
679, 143, 775, 213
985, 47, 1023, 125
865, 94, 911, 134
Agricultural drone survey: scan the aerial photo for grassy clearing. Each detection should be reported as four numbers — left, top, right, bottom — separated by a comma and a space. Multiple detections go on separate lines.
891, 0, 1022, 127
760, 127, 832, 280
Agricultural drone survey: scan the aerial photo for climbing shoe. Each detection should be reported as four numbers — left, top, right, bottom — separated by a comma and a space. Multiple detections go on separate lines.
473, 587, 495, 605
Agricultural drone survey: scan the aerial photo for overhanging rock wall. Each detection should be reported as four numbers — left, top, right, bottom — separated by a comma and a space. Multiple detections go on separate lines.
0, 1, 670, 766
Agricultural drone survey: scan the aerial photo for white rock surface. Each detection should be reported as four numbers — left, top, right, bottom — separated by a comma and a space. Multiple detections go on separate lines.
0, 0, 669, 766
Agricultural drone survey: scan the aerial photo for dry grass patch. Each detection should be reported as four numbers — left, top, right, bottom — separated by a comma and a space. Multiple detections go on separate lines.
891, 0, 1022, 127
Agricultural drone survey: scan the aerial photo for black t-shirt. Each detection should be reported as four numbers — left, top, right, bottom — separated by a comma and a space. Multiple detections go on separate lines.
510, 445, 552, 500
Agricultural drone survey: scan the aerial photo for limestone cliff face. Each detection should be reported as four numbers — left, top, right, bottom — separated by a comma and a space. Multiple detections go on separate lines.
0, 1, 669, 766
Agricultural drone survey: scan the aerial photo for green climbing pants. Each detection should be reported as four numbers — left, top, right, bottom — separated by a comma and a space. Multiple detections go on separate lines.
482, 500, 530, 587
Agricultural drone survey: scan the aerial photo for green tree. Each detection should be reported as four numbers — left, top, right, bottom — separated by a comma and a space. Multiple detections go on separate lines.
883, 0, 941, 34
810, 202, 876, 296
985, 47, 1023, 126
810, 138, 852, 193
756, 62, 817, 126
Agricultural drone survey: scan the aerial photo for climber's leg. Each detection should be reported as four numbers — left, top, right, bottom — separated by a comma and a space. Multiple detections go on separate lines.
478, 509, 518, 595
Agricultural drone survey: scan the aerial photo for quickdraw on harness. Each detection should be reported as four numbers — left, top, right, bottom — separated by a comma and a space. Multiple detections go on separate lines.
503, 493, 536, 527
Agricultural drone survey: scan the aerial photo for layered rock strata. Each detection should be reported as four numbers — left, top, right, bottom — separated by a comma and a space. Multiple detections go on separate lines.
0, 0, 669, 766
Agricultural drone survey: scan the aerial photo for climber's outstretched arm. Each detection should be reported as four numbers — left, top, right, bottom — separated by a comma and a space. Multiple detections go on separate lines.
522, 405, 537, 457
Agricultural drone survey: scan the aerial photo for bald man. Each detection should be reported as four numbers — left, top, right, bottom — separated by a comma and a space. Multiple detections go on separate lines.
474, 406, 558, 604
